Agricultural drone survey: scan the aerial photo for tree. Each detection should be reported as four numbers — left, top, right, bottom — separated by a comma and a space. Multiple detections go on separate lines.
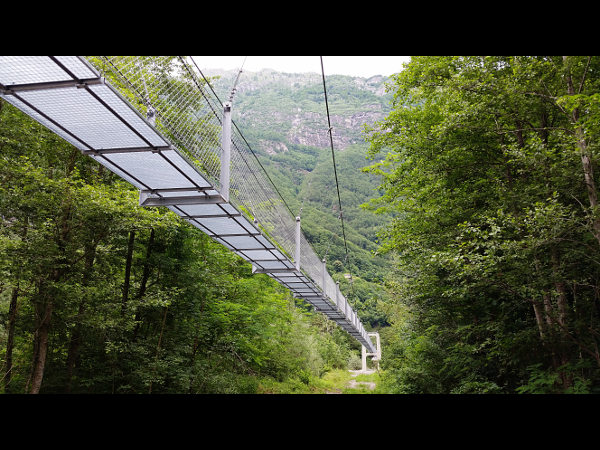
364, 56, 600, 393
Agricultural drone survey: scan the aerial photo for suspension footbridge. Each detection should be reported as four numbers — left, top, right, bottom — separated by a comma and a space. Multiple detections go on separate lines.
0, 56, 377, 354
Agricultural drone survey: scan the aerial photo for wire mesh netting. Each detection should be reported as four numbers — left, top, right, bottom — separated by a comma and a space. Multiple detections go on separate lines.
84, 57, 300, 265
84, 57, 222, 184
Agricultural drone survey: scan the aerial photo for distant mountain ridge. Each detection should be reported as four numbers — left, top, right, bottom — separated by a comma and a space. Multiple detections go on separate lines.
202, 68, 393, 152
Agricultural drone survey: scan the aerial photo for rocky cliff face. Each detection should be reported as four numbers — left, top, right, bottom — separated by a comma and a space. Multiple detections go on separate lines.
259, 140, 289, 155
203, 68, 392, 153
285, 108, 385, 150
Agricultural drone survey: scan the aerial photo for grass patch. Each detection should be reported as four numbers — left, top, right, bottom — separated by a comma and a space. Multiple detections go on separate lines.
355, 373, 380, 383
257, 377, 313, 394
320, 369, 354, 388
342, 385, 376, 394
255, 370, 391, 394
256, 369, 354, 394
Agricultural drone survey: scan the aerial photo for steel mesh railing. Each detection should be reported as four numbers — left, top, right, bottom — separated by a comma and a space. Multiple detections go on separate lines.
88, 56, 302, 260
87, 56, 223, 188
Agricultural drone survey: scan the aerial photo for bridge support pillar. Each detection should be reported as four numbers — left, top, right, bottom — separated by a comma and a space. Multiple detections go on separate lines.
362, 344, 367, 372
361, 332, 381, 372
374, 332, 381, 360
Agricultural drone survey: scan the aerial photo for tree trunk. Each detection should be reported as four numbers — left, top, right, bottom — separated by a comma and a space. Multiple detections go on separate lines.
149, 305, 169, 394
65, 242, 96, 393
551, 247, 572, 389
532, 299, 546, 339
4, 286, 19, 393
551, 247, 569, 327
556, 280, 573, 390
139, 229, 155, 299
122, 230, 135, 315
542, 291, 562, 371
133, 229, 155, 341
563, 56, 600, 248
29, 167, 75, 394
29, 299, 53, 394
25, 327, 39, 394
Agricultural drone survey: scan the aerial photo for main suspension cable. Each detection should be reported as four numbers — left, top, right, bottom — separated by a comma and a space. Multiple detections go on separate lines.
319, 56, 356, 305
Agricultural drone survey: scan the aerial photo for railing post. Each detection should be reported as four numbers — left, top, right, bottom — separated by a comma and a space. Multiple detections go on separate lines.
141, 73, 155, 127
295, 216, 301, 271
322, 258, 327, 301
345, 294, 349, 320
336, 280, 340, 312
221, 101, 231, 202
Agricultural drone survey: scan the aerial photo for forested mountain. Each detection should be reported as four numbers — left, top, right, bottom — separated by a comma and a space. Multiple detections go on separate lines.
203, 68, 392, 151
202, 68, 396, 327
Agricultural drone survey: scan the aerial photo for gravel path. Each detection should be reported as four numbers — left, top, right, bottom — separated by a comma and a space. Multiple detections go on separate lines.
324, 369, 378, 393
346, 369, 377, 391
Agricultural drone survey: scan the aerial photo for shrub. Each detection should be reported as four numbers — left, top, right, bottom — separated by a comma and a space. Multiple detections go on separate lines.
298, 369, 312, 385
348, 353, 362, 370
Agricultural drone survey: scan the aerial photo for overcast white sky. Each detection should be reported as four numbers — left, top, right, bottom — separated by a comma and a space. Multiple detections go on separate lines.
190, 56, 410, 78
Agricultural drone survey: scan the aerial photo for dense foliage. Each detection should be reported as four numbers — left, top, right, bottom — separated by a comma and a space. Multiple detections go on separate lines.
0, 98, 360, 394
366, 56, 600, 393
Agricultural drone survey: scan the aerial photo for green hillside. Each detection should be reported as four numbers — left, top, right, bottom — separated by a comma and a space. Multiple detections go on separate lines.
203, 68, 395, 328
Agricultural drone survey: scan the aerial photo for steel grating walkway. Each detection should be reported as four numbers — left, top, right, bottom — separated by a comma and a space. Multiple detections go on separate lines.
0, 56, 376, 353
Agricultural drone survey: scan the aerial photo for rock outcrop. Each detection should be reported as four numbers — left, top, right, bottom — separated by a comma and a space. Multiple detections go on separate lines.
202, 67, 393, 152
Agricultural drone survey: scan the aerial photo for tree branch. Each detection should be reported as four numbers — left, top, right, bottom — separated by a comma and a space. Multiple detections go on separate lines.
578, 56, 592, 95
231, 349, 256, 375
494, 127, 574, 136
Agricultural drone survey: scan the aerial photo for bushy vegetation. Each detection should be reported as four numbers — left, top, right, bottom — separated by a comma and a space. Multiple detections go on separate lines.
367, 56, 600, 394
